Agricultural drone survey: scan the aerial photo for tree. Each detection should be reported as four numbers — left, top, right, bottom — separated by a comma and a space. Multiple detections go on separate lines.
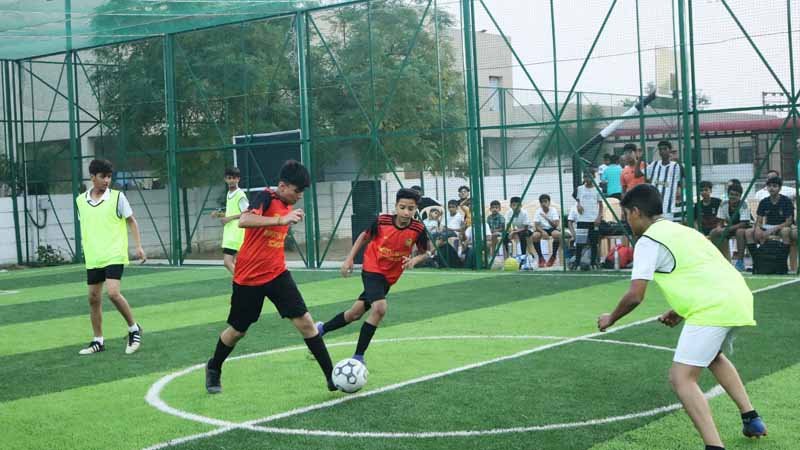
532, 103, 606, 164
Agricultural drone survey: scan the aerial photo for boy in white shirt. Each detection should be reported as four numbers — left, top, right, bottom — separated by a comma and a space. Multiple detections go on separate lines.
573, 170, 603, 269
532, 194, 562, 267
504, 196, 533, 257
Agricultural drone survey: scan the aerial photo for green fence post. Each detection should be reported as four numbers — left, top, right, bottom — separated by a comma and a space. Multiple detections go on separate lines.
677, 0, 695, 227
3, 61, 23, 264
499, 87, 508, 199
164, 34, 182, 266
65, 49, 84, 263
296, 12, 317, 268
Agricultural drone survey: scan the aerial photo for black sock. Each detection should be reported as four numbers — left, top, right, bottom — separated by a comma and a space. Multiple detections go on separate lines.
323, 312, 349, 334
705, 445, 724, 450
533, 241, 544, 258
741, 410, 759, 420
747, 243, 758, 256
551, 239, 560, 257
208, 338, 234, 371
574, 244, 584, 265
304, 334, 334, 380
355, 322, 378, 356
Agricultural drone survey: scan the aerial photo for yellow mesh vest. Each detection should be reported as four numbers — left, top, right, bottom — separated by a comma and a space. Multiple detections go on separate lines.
222, 189, 246, 251
76, 190, 129, 269
643, 220, 755, 327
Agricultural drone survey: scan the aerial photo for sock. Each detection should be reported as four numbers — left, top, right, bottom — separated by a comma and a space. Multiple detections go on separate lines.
747, 243, 758, 256
208, 338, 234, 371
304, 334, 334, 381
128, 323, 140, 333
355, 322, 378, 356
741, 410, 759, 420
94, 336, 104, 345
574, 244, 584, 265
551, 240, 560, 258
323, 312, 349, 334
533, 241, 544, 259
705, 446, 724, 450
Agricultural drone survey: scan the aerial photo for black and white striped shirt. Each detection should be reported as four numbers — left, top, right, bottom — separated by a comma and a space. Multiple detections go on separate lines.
645, 160, 683, 219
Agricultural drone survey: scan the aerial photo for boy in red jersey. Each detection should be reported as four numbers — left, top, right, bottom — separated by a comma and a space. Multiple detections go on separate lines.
205, 161, 336, 393
315, 188, 432, 365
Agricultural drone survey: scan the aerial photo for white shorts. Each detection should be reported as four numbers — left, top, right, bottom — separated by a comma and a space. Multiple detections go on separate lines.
673, 324, 735, 367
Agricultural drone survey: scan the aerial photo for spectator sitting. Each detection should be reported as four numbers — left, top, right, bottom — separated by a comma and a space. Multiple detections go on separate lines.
463, 217, 492, 269
532, 194, 562, 268
745, 176, 797, 271
754, 170, 796, 201
504, 196, 533, 258
423, 207, 444, 242
486, 200, 506, 257
710, 183, 752, 271
695, 180, 721, 237
602, 154, 624, 200
444, 199, 466, 245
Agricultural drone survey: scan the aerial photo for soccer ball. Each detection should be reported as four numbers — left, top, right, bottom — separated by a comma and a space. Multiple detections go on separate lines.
332, 358, 368, 393
503, 257, 520, 271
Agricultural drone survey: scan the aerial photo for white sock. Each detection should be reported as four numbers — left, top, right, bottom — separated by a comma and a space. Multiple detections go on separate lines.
94, 337, 104, 345
128, 324, 139, 333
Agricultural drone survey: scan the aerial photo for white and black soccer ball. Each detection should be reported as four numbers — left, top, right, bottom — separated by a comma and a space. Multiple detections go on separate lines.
332, 358, 368, 393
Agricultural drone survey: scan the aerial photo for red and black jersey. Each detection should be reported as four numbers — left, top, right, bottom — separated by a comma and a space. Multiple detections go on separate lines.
234, 189, 291, 286
362, 214, 428, 285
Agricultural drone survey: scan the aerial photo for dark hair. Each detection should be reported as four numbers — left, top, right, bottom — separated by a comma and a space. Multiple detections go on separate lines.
657, 140, 672, 149
539, 194, 551, 203
766, 176, 783, 187
396, 188, 420, 204
728, 178, 742, 187
88, 159, 113, 176
603, 153, 611, 160
766, 169, 780, 177
490, 200, 501, 208
224, 167, 241, 178
510, 196, 522, 205
609, 154, 620, 164
727, 183, 743, 195
458, 185, 470, 193
447, 199, 459, 207
623, 143, 637, 153
410, 185, 422, 193
620, 184, 663, 217
699, 180, 713, 190
278, 160, 310, 191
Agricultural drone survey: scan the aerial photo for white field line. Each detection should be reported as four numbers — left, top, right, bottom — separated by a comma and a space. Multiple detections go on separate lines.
142, 277, 799, 449
0, 290, 20, 295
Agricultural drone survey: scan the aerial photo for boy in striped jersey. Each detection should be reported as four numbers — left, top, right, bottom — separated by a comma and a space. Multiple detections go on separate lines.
646, 140, 683, 222
316, 188, 432, 365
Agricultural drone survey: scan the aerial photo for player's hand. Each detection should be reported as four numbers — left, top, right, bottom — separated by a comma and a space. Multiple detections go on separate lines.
594, 217, 601, 226
282, 209, 304, 225
341, 258, 354, 278
597, 313, 614, 332
136, 246, 147, 264
658, 309, 683, 327
220, 216, 231, 225
577, 205, 585, 215
402, 256, 417, 270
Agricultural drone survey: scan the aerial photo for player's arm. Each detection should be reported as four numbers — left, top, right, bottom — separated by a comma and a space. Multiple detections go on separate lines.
126, 215, 147, 262
220, 213, 242, 224
342, 221, 375, 277
635, 159, 646, 179
597, 279, 648, 331
595, 200, 603, 225
238, 209, 302, 228
403, 239, 433, 270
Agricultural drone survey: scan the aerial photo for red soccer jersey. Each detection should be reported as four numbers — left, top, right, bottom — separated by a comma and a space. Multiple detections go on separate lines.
362, 214, 428, 285
234, 189, 291, 286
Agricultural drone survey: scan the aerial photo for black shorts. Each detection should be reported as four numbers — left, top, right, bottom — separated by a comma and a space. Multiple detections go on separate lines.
538, 228, 556, 237
222, 247, 238, 256
86, 264, 124, 285
358, 271, 391, 305
227, 271, 308, 332
515, 229, 532, 240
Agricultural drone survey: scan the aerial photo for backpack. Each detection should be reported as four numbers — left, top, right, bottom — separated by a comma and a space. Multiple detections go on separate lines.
752, 240, 789, 275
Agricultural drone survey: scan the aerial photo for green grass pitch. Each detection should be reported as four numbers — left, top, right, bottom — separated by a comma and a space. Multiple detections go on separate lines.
1, 264, 798, 450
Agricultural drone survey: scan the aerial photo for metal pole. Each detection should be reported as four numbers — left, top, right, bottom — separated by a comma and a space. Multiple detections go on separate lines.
461, 0, 485, 269
676, 0, 695, 226
788, 0, 799, 273
551, 0, 568, 271
3, 61, 23, 264
635, 0, 647, 157
499, 87, 508, 199
163, 34, 182, 265
687, 0, 702, 201
296, 12, 317, 268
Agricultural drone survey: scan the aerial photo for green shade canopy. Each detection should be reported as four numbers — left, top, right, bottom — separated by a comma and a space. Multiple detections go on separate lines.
0, 0, 354, 60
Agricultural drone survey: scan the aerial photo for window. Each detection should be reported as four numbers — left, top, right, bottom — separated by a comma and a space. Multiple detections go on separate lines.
488, 76, 502, 112
712, 147, 729, 165
739, 143, 754, 164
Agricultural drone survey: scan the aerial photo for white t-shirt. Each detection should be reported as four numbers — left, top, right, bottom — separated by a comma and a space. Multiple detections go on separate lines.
505, 209, 532, 229
716, 200, 752, 225
423, 219, 441, 233
534, 207, 560, 230
646, 160, 683, 218
631, 235, 676, 281
445, 212, 465, 231
83, 189, 133, 218
227, 188, 250, 213
567, 205, 579, 223
465, 223, 491, 245
755, 186, 796, 201
575, 185, 600, 222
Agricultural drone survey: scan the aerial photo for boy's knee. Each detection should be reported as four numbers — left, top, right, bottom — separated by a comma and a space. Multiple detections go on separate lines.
371, 302, 388, 317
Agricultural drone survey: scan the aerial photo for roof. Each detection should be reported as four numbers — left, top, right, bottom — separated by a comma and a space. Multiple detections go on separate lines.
0, 0, 354, 61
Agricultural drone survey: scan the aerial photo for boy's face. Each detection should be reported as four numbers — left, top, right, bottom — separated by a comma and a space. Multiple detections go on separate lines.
277, 181, 304, 205
728, 190, 741, 204
701, 186, 711, 199
224, 175, 240, 188
510, 202, 520, 211
458, 189, 469, 199
430, 209, 441, 220
540, 199, 550, 209
767, 183, 781, 196
91, 172, 112, 191
583, 174, 593, 185
623, 207, 646, 237
448, 205, 458, 215
490, 205, 500, 214
658, 145, 670, 160
395, 198, 417, 221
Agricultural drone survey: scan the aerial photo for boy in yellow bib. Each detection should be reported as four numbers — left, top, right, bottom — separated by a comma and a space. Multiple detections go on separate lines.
76, 159, 145, 355
598, 184, 766, 450
211, 167, 248, 274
